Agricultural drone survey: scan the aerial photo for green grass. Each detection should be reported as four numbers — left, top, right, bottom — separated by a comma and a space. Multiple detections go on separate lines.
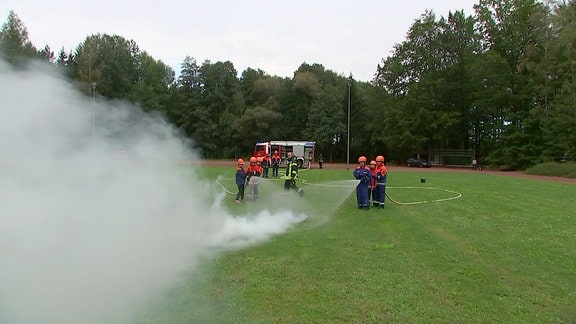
142, 167, 576, 323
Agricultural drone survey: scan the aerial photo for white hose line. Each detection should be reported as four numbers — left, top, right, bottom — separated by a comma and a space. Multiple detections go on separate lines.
384, 187, 462, 205
215, 176, 237, 195
215, 177, 462, 205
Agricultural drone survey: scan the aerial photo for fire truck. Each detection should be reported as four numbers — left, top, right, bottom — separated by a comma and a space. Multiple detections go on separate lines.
254, 141, 316, 168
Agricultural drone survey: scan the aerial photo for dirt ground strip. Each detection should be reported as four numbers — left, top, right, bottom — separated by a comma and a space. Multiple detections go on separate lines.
199, 160, 576, 185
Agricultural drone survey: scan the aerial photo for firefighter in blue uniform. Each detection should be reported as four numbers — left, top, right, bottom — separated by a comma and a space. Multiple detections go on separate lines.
234, 158, 247, 203
368, 160, 378, 206
374, 155, 388, 209
353, 156, 372, 209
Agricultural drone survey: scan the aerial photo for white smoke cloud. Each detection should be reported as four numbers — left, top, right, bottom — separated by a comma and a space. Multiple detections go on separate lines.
0, 60, 306, 323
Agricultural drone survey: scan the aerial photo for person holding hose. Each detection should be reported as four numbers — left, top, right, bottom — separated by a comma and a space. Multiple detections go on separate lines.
234, 158, 247, 203
284, 151, 304, 197
368, 160, 378, 207
374, 155, 388, 209
353, 156, 372, 210
246, 156, 262, 201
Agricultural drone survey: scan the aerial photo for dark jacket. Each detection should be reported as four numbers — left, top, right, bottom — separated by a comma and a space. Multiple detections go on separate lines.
285, 157, 298, 179
235, 167, 247, 185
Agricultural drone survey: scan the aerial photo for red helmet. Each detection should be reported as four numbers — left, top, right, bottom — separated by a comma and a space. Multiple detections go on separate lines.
376, 155, 385, 163
370, 160, 377, 166
358, 156, 367, 163
237, 158, 245, 165
249, 157, 257, 163
256, 157, 263, 162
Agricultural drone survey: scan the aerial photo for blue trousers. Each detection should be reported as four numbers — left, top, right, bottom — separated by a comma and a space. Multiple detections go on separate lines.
356, 183, 370, 209
374, 175, 387, 207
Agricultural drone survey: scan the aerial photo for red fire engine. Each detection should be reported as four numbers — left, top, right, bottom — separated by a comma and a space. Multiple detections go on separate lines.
254, 141, 316, 168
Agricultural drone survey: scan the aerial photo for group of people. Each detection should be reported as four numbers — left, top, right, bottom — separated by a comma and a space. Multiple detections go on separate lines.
353, 155, 388, 210
243, 150, 283, 179
234, 152, 387, 208
234, 156, 262, 203
234, 151, 303, 203
472, 157, 485, 171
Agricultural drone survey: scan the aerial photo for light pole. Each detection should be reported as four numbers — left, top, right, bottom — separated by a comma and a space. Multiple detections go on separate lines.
92, 82, 96, 151
346, 78, 351, 170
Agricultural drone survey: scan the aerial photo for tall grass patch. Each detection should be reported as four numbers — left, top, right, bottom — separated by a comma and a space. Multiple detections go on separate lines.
527, 162, 576, 178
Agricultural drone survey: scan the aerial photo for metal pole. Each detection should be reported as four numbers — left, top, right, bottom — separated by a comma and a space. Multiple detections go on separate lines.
346, 79, 351, 170
92, 82, 96, 151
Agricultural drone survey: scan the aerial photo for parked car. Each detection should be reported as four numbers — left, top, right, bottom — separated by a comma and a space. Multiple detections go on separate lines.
407, 158, 431, 168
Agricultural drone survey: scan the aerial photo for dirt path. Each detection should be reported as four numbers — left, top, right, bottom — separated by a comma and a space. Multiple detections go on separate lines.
199, 160, 576, 185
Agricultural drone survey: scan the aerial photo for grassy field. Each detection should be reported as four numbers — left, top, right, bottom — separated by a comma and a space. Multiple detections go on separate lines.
142, 166, 576, 323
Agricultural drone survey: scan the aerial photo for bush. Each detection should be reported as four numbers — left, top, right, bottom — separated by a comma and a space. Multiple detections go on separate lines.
526, 162, 576, 178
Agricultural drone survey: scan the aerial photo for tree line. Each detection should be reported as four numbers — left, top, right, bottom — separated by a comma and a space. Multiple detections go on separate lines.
1, 0, 575, 169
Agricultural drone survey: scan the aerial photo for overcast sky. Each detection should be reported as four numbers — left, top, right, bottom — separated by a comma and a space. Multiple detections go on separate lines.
1, 0, 478, 81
